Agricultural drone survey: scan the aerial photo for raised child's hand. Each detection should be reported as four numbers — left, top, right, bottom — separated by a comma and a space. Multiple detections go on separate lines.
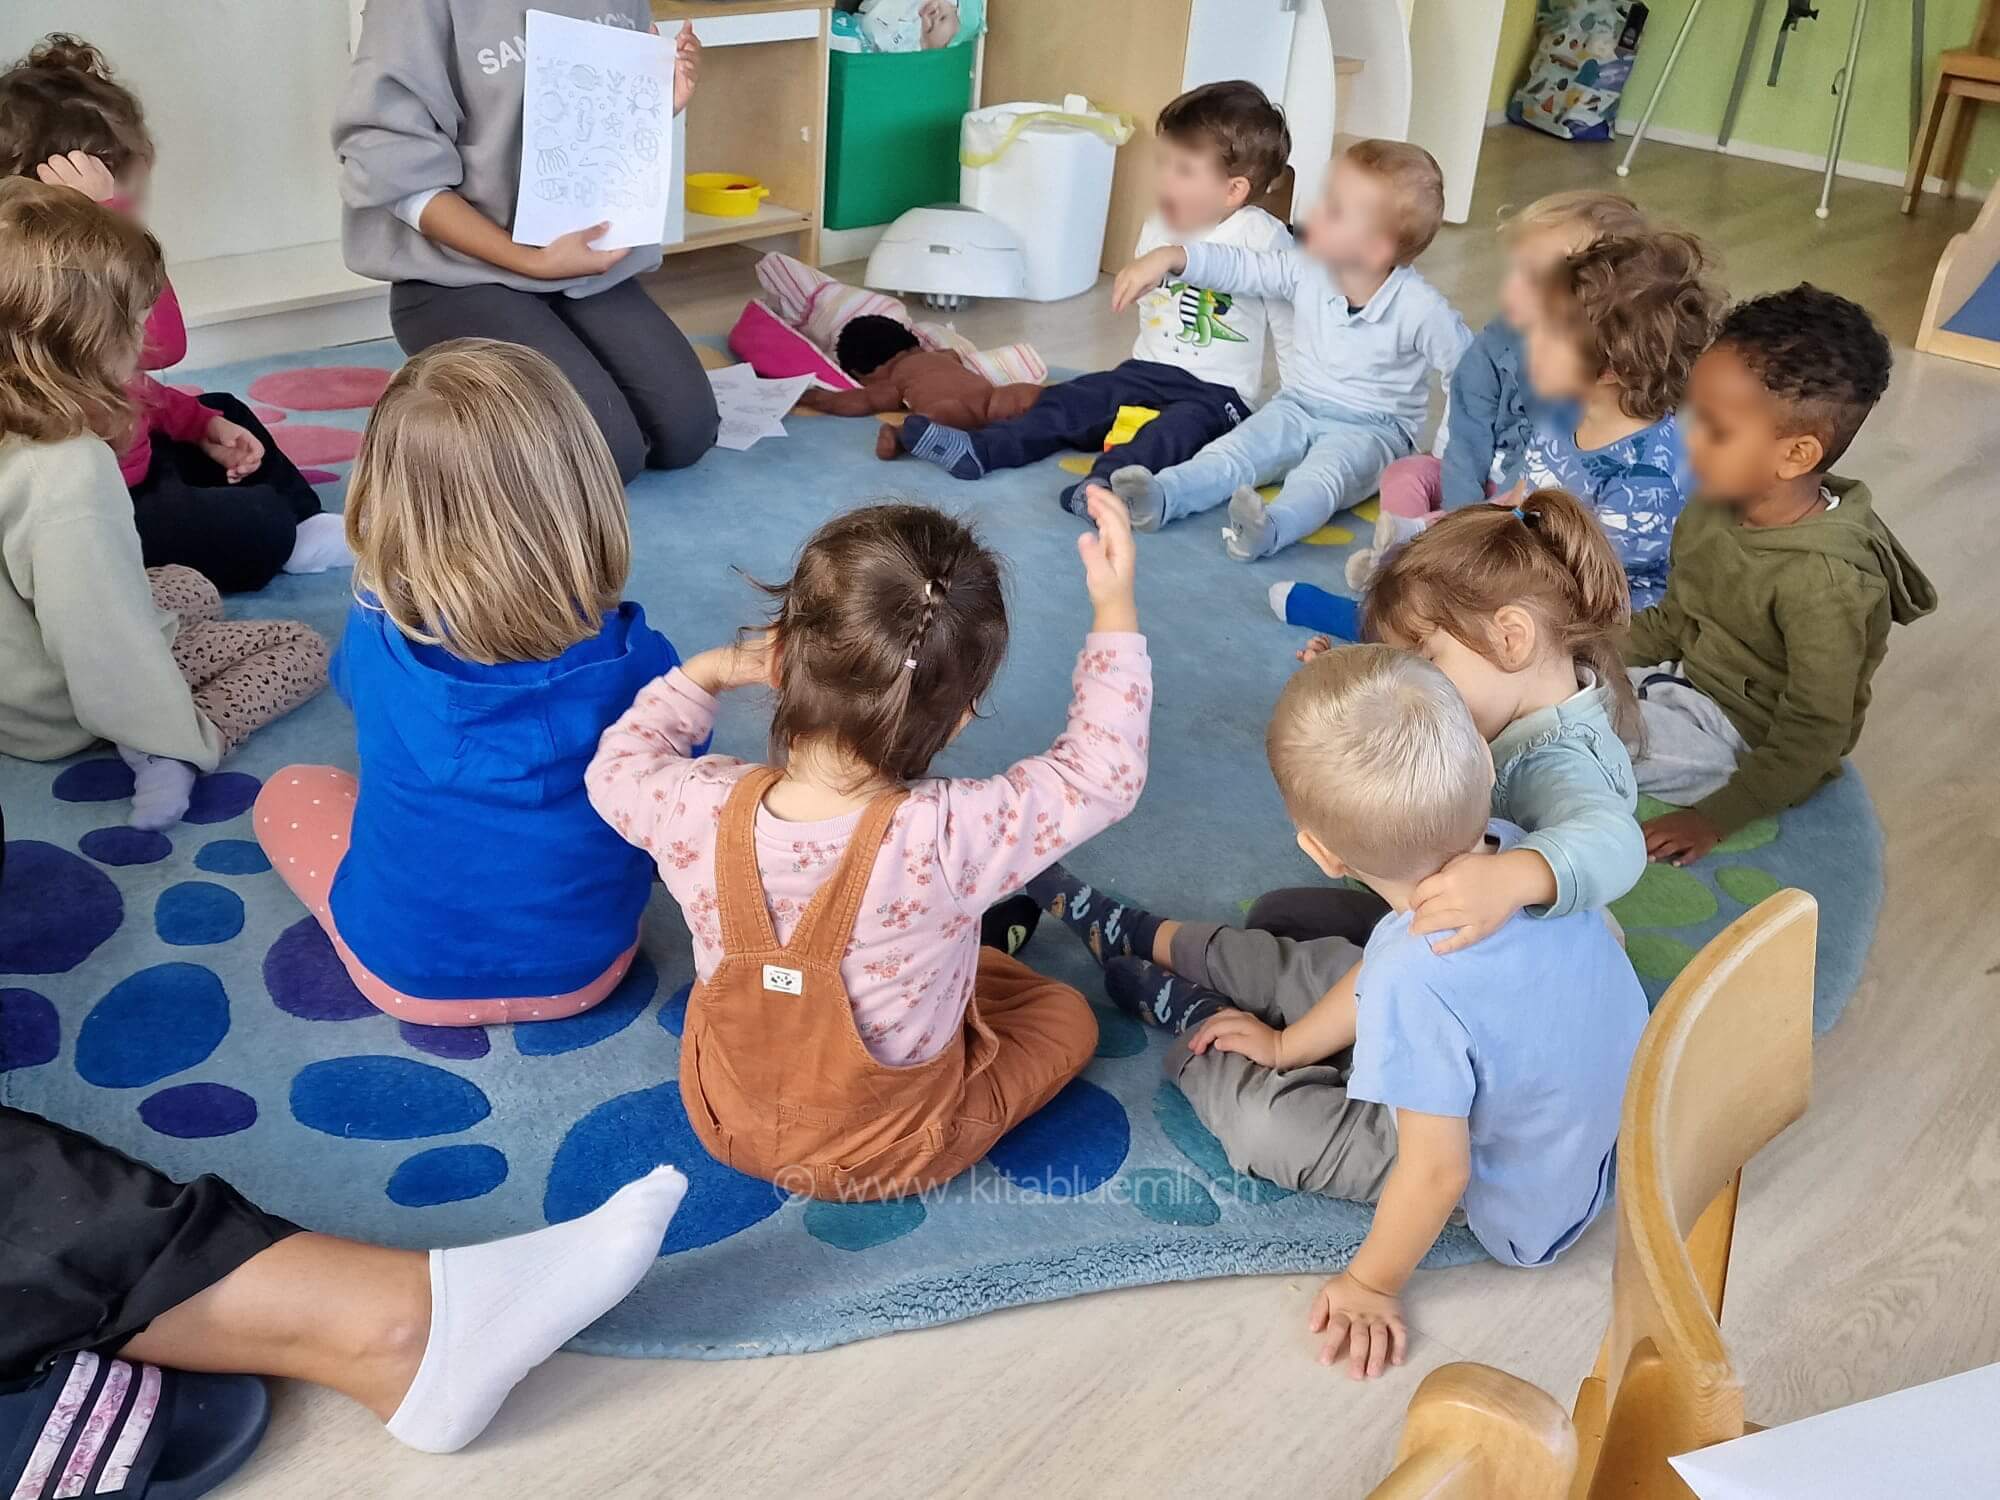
1186, 1008, 1283, 1069
672, 25, 702, 115
1110, 246, 1185, 313
1308, 1272, 1407, 1379
1077, 484, 1138, 633
36, 150, 116, 203
684, 630, 775, 697
200, 416, 264, 483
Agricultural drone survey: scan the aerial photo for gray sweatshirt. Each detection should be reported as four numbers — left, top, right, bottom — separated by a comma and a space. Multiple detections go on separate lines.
334, 0, 661, 296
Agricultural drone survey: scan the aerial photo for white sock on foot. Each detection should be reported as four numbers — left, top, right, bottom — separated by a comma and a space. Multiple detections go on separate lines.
385, 1164, 687, 1454
1373, 508, 1429, 553
283, 512, 354, 575
1344, 547, 1380, 592
119, 745, 196, 830
1266, 581, 1296, 623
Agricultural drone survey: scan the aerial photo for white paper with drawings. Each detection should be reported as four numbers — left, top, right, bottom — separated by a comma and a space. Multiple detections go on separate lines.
513, 10, 673, 251
708, 365, 815, 451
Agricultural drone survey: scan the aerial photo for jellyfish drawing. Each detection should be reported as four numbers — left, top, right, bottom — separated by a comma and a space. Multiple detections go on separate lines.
537, 142, 569, 175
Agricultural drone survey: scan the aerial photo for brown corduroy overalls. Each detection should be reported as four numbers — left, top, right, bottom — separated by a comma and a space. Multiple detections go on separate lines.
678, 768, 1099, 1201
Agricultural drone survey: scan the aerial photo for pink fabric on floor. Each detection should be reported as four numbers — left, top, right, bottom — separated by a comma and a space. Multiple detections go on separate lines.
255, 766, 632, 1026
1379, 454, 1445, 519
298, 468, 341, 484
269, 424, 363, 466
247, 365, 393, 411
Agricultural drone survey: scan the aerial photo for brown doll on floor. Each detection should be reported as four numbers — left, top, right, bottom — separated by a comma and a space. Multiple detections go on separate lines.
795, 315, 1044, 459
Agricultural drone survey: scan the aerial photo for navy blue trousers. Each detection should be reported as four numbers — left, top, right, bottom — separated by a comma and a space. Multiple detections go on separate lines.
967, 359, 1246, 485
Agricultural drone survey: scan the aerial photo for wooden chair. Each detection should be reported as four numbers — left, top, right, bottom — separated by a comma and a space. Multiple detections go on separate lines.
1367, 1363, 1577, 1499
1904, 0, 2000, 212
1567, 888, 1818, 1499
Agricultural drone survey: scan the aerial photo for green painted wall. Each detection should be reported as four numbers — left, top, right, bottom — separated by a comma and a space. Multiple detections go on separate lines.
1488, 0, 2000, 192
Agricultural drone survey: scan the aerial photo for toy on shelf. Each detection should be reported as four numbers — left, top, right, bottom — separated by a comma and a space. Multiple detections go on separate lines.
685, 172, 770, 217
1918, 174, 2000, 371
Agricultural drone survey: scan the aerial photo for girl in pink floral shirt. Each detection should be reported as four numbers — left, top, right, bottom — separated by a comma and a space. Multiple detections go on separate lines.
587, 494, 1151, 1068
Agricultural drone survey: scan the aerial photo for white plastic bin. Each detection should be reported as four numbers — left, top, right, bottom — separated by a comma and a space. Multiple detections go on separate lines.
959, 96, 1131, 302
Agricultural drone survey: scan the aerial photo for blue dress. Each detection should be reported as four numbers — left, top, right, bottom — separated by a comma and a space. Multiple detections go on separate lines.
1521, 408, 1692, 610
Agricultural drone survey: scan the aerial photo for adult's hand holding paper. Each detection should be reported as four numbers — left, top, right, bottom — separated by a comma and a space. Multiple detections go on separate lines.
515, 10, 675, 252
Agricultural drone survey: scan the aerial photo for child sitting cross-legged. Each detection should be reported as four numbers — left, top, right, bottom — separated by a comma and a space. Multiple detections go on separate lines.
1036, 643, 1646, 1376
1108, 138, 1472, 560
894, 81, 1292, 514
587, 491, 1150, 1200
256, 339, 687, 1026
1622, 284, 1937, 866
0, 179, 327, 830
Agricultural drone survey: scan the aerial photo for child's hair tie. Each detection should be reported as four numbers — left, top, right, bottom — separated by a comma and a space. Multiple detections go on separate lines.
1511, 506, 1527, 522
904, 657, 918, 671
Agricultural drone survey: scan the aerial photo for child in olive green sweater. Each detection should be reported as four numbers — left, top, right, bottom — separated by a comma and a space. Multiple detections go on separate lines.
1622, 285, 1936, 865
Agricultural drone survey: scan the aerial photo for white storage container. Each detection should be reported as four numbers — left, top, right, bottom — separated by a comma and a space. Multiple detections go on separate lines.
958, 96, 1131, 302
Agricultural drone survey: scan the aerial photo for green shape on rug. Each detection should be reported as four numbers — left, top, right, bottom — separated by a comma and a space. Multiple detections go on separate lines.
1626, 932, 1697, 983
1124, 1167, 1220, 1227
1715, 865, 1781, 907
1091, 1004, 1147, 1059
1610, 863, 1718, 929
802, 1197, 927, 1252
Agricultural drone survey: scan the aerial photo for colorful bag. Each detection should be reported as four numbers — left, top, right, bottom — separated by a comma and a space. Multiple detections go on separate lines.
1508, 1, 1650, 143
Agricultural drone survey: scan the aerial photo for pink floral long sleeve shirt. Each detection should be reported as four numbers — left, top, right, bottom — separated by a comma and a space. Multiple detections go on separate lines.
587, 633, 1152, 1065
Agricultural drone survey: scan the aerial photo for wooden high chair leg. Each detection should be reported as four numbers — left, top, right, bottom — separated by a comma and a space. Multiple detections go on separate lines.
1904, 81, 1953, 212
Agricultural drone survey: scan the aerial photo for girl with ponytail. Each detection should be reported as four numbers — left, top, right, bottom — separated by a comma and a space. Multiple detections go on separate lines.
587, 492, 1149, 1199
1262, 487, 1646, 953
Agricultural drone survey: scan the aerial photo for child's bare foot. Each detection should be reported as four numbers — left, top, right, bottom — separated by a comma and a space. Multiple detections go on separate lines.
875, 422, 901, 461
1107, 465, 1168, 531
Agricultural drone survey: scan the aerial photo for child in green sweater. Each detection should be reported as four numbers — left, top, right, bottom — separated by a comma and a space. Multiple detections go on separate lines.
1624, 285, 1937, 864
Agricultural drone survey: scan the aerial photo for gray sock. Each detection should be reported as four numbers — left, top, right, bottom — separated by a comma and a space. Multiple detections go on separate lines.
1107, 465, 1168, 531
1222, 486, 1276, 561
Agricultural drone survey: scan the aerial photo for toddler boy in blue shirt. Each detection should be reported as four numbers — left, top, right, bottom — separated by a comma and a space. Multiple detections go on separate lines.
1031, 644, 1645, 1376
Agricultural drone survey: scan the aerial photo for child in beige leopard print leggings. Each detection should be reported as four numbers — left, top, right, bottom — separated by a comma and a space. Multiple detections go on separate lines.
0, 180, 327, 827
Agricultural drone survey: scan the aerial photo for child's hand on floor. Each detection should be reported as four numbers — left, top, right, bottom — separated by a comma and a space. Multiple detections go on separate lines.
1110, 246, 1186, 313
1308, 1271, 1407, 1379
1642, 809, 1721, 866
1077, 485, 1138, 633
1295, 634, 1333, 664
35, 150, 115, 203
1186, 1008, 1283, 1069
1410, 848, 1552, 954
201, 416, 265, 482
682, 630, 775, 697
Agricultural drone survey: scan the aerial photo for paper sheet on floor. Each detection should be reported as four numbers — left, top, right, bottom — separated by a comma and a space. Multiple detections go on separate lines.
513, 10, 674, 251
708, 365, 815, 451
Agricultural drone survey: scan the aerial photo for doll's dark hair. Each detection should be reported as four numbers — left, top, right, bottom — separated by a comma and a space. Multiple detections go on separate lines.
756, 502, 1008, 787
833, 315, 921, 379
1712, 283, 1890, 467
0, 35, 152, 183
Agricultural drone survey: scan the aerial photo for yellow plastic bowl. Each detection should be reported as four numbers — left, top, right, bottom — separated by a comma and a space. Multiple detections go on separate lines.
686, 172, 770, 218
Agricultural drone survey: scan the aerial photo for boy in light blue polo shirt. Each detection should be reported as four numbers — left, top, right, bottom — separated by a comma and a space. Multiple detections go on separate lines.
1029, 644, 1645, 1378
1105, 138, 1472, 560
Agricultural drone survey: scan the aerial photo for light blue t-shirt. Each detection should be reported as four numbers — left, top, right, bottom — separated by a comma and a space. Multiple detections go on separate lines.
1346, 821, 1648, 1267
1177, 243, 1471, 441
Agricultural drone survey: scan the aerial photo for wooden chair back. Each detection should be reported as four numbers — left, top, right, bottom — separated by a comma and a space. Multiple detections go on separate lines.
1971, 0, 2000, 57
1571, 889, 1818, 1499
1369, 1363, 1577, 1500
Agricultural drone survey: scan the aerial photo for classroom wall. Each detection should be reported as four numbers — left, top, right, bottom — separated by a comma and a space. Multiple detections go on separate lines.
0, 1, 353, 263
1488, 0, 2000, 193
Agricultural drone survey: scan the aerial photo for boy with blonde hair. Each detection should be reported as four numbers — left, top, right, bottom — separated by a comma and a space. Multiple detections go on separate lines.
1031, 644, 1645, 1376
1105, 139, 1471, 560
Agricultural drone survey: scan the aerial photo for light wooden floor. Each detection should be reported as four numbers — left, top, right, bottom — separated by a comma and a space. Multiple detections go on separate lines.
226, 128, 2000, 1499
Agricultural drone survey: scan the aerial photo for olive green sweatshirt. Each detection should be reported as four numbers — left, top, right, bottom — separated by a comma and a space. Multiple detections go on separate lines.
1623, 477, 1937, 832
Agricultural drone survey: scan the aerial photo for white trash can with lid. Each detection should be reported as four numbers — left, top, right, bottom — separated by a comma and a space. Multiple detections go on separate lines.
959, 95, 1133, 302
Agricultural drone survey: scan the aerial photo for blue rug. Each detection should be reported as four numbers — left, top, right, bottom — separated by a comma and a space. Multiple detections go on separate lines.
0, 338, 1880, 1358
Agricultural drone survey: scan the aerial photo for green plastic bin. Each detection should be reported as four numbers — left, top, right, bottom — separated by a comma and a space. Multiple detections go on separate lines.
824, 46, 976, 232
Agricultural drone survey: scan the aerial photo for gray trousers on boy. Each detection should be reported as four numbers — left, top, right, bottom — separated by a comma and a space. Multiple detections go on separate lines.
1627, 663, 1750, 805
1163, 922, 1400, 1201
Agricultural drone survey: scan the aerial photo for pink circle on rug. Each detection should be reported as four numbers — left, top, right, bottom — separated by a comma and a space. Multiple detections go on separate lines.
252, 404, 289, 424
270, 424, 362, 466
248, 365, 393, 412
299, 468, 341, 485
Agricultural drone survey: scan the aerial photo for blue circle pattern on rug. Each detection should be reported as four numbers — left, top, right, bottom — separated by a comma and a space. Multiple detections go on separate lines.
140, 1082, 258, 1138
265, 917, 376, 1022
545, 1082, 786, 1255
400, 1022, 490, 1060
52, 757, 133, 803
79, 826, 172, 868
76, 963, 230, 1089
156, 882, 245, 946
514, 956, 655, 1056
388, 1144, 509, 1207
0, 988, 60, 1072
195, 839, 270, 876
290, 1055, 491, 1140
183, 773, 261, 825
985, 1079, 1129, 1197
0, 842, 122, 974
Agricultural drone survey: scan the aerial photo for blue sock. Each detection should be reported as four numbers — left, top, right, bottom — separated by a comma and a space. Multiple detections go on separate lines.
1268, 581, 1363, 640
1104, 957, 1229, 1034
1057, 481, 1088, 516
1027, 861, 1162, 965
899, 415, 984, 480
